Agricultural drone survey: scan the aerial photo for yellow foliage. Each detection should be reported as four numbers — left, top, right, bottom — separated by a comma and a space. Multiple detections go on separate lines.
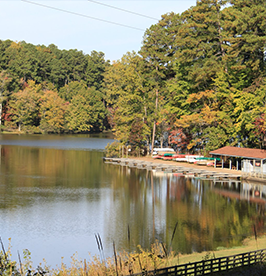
47, 241, 173, 276
187, 90, 215, 104
10, 41, 21, 49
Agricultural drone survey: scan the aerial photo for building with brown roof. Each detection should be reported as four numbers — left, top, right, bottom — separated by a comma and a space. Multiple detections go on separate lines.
209, 146, 266, 179
209, 146, 266, 160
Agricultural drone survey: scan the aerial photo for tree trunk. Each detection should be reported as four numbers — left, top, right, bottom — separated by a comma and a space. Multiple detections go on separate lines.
151, 88, 159, 155
0, 102, 2, 131
216, 1, 227, 72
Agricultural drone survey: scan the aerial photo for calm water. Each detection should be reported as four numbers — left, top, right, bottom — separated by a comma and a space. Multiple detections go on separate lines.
0, 133, 265, 268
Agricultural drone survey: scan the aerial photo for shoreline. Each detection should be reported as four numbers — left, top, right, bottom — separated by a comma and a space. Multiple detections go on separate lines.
115, 156, 243, 176
126, 156, 266, 183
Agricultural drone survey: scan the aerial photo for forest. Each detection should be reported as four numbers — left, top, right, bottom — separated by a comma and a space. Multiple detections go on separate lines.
0, 0, 265, 155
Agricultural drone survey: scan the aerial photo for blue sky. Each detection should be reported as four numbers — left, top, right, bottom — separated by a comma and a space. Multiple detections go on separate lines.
1, 0, 196, 62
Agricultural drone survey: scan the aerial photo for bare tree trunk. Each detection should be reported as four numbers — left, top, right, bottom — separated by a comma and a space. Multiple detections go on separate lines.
216, 1, 227, 72
151, 88, 158, 155
0, 88, 3, 131
151, 64, 159, 155
0, 101, 2, 131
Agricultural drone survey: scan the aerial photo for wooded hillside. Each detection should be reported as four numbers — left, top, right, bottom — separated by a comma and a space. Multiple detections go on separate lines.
1, 0, 265, 154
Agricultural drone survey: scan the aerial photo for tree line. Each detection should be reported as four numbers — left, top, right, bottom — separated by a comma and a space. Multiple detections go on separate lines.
0, 0, 266, 155
0, 41, 109, 133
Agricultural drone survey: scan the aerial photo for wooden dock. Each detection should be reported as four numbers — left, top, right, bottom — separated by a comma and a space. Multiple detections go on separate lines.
103, 157, 242, 181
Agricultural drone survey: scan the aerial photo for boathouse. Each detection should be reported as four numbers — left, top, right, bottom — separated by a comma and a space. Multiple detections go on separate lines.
210, 146, 266, 178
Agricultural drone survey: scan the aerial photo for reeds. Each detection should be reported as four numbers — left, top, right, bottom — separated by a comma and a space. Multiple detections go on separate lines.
45, 240, 174, 276
0, 233, 176, 276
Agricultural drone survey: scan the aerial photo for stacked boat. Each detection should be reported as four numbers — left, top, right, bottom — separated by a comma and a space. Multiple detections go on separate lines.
152, 148, 181, 160
152, 148, 220, 166
194, 157, 221, 166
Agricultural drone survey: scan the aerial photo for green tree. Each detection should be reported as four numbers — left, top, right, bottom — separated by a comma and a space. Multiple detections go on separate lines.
175, 0, 229, 91
48, 44, 68, 88
66, 87, 106, 133
139, 13, 183, 152
33, 45, 53, 83
223, 0, 266, 87
0, 39, 12, 71
233, 78, 266, 147
62, 49, 87, 83
86, 50, 109, 90
58, 80, 88, 102
104, 52, 150, 152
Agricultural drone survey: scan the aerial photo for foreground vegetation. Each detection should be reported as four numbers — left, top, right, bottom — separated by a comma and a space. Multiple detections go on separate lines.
1, 235, 266, 276
0, 0, 265, 155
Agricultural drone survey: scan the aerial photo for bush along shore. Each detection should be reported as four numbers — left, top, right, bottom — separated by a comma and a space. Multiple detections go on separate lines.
1, 234, 266, 276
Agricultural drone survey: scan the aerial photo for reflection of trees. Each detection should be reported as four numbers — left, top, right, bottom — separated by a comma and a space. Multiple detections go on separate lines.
105, 171, 266, 256
0, 145, 108, 208
7, 146, 108, 187
2, 146, 264, 257
105, 169, 169, 254
166, 178, 265, 254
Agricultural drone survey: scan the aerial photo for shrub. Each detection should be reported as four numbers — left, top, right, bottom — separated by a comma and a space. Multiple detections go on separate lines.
104, 141, 122, 158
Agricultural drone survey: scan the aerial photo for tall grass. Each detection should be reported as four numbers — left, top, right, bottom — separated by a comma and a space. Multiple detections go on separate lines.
0, 222, 179, 275
0, 240, 175, 276
51, 240, 174, 276
2, 230, 265, 276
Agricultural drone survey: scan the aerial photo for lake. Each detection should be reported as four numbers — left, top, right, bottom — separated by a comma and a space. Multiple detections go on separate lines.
0, 133, 265, 268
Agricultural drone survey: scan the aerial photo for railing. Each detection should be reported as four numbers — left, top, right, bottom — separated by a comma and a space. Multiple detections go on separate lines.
128, 249, 266, 276
242, 160, 266, 179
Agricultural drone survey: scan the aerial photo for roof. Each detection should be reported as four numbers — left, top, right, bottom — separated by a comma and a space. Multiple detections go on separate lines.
209, 146, 266, 160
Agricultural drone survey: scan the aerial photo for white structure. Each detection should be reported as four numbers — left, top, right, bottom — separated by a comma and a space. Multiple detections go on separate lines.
152, 148, 175, 156
242, 159, 266, 178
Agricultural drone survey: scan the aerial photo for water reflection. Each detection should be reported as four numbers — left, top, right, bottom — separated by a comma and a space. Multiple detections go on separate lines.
106, 168, 265, 257
0, 136, 265, 268
212, 180, 266, 203
0, 133, 114, 150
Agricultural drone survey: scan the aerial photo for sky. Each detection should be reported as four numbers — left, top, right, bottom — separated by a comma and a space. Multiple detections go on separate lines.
0, 0, 196, 62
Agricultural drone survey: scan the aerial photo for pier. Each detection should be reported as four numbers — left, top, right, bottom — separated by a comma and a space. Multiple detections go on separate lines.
103, 157, 242, 181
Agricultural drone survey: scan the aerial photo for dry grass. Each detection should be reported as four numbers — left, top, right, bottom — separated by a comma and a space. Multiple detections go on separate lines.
47, 235, 266, 275
49, 241, 173, 276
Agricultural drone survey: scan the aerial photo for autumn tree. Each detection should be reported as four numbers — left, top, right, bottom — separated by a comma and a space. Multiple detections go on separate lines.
8, 80, 41, 131
39, 90, 67, 133
0, 70, 12, 129
253, 114, 266, 149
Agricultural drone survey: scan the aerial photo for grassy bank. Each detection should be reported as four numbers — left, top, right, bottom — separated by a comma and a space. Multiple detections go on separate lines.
171, 235, 266, 265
